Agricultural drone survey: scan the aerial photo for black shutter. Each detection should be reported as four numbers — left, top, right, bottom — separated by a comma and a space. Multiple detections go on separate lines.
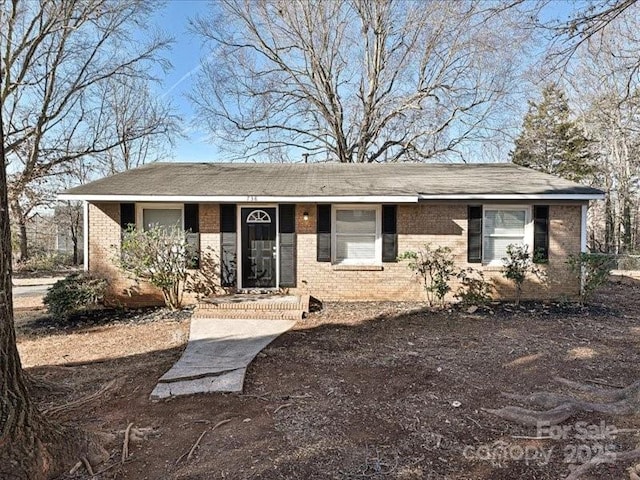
120, 203, 135, 230
533, 205, 549, 262
468, 206, 483, 263
382, 205, 397, 262
279, 204, 296, 233
184, 204, 200, 268
184, 204, 199, 232
316, 204, 331, 262
220, 204, 236, 232
279, 204, 296, 287
220, 204, 237, 287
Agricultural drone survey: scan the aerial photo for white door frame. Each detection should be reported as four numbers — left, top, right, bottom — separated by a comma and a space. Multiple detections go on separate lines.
236, 204, 279, 290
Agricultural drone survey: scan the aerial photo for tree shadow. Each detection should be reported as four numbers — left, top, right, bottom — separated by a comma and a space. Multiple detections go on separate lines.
17, 306, 194, 338
19, 277, 640, 479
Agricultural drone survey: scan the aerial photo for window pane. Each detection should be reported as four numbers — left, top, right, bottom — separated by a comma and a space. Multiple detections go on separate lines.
483, 209, 527, 262
484, 236, 525, 263
336, 209, 376, 234
336, 235, 376, 261
484, 210, 525, 236
143, 209, 182, 231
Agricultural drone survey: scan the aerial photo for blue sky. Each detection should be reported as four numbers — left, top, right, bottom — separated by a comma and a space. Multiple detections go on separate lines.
151, 0, 578, 163
151, 0, 218, 162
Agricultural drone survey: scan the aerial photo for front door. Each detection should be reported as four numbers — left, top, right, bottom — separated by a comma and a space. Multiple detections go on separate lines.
241, 207, 277, 288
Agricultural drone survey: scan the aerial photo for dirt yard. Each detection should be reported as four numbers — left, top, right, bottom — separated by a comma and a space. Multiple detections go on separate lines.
15, 278, 640, 480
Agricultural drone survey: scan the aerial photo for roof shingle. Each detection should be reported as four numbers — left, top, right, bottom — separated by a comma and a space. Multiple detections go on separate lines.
60, 162, 604, 199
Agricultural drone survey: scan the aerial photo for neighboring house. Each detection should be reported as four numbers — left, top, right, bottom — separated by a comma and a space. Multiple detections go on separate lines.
58, 162, 604, 305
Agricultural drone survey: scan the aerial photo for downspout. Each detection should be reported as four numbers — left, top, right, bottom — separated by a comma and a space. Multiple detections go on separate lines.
83, 201, 89, 272
580, 204, 588, 254
580, 203, 588, 297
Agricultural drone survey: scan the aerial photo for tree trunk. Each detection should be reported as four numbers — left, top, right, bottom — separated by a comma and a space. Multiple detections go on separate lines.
622, 200, 632, 253
70, 221, 79, 266
604, 196, 614, 253
19, 220, 28, 262
10, 200, 30, 262
72, 239, 79, 266
0, 79, 106, 480
0, 113, 50, 479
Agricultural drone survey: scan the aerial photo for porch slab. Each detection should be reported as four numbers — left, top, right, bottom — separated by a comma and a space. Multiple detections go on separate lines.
199, 294, 307, 309
195, 294, 310, 320
150, 318, 295, 399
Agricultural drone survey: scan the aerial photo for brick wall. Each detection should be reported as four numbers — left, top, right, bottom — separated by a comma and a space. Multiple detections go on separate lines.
88, 202, 222, 306
195, 204, 222, 297
88, 201, 583, 305
288, 203, 583, 302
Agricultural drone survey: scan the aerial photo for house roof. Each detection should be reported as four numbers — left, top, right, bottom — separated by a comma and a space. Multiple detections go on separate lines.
59, 162, 605, 202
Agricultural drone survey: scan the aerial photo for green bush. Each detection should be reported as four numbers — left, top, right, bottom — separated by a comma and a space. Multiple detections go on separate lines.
501, 244, 544, 306
566, 253, 615, 305
455, 267, 493, 306
399, 244, 455, 307
118, 225, 197, 310
44, 273, 108, 319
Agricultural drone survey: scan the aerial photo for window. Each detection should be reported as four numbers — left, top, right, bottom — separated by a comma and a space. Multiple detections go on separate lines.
135, 203, 201, 268
332, 206, 381, 264
138, 205, 183, 232
483, 206, 531, 264
246, 209, 272, 223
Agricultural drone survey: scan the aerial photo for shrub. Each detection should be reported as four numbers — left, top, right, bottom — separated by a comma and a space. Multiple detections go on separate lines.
501, 244, 545, 306
399, 244, 455, 307
44, 273, 107, 319
118, 225, 197, 310
15, 252, 73, 273
566, 253, 615, 305
455, 267, 493, 306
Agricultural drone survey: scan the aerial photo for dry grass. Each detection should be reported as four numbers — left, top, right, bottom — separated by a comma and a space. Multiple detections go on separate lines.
14, 280, 640, 480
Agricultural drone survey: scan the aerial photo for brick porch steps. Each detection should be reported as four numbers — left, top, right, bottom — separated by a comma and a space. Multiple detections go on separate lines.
194, 294, 310, 320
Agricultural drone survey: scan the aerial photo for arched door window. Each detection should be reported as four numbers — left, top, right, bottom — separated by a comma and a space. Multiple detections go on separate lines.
246, 209, 272, 224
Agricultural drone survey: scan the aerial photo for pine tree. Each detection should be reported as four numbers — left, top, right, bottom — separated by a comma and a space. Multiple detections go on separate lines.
511, 84, 593, 182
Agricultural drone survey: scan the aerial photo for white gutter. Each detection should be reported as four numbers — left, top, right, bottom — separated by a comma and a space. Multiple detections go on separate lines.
417, 193, 605, 201
58, 194, 420, 203
59, 192, 605, 203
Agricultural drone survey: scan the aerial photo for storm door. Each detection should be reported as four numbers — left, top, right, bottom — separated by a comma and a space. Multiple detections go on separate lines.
241, 208, 277, 288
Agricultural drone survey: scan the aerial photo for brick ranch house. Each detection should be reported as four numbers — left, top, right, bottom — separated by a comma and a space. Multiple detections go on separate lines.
58, 162, 604, 305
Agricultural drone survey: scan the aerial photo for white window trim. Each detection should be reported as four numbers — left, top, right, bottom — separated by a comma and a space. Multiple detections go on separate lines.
135, 203, 185, 230
331, 204, 382, 265
482, 205, 533, 266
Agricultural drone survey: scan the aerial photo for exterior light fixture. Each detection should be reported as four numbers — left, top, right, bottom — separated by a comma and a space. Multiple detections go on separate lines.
303, 211, 309, 221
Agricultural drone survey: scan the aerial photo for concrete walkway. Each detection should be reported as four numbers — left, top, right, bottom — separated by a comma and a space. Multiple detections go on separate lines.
150, 317, 295, 399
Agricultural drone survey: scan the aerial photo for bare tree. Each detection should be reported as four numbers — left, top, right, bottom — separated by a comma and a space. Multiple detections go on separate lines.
1, 0, 172, 261
547, 0, 640, 96
0, 58, 111, 480
190, 0, 535, 163
55, 160, 93, 265
566, 20, 640, 254
579, 94, 640, 253
0, 0, 171, 476
92, 77, 180, 176
549, 0, 637, 58
529, 1, 640, 253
